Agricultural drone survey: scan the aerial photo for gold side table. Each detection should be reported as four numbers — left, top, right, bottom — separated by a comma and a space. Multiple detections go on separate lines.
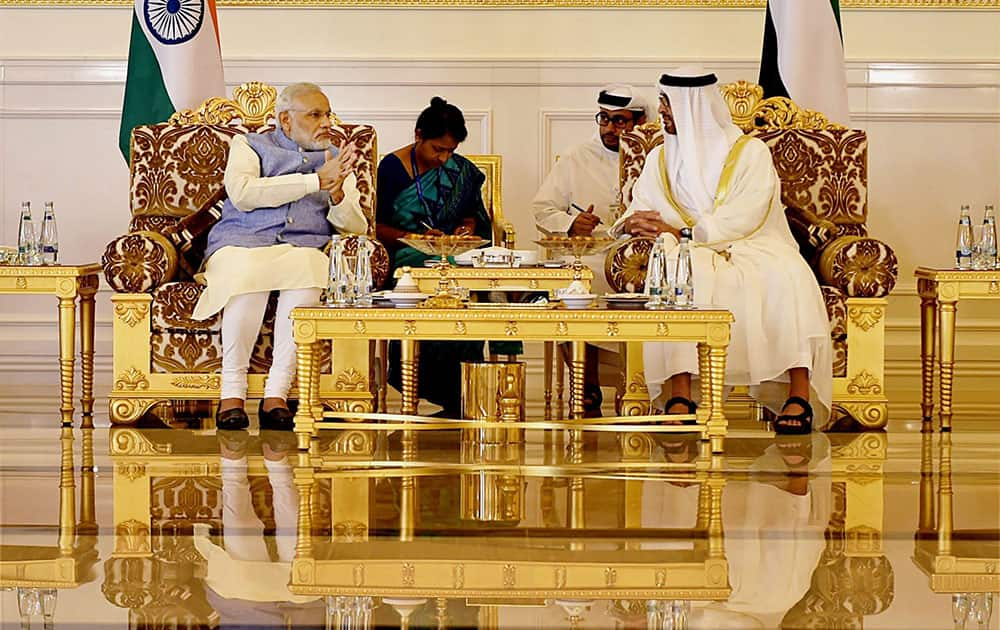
0, 264, 101, 425
914, 267, 1000, 431
395, 265, 593, 421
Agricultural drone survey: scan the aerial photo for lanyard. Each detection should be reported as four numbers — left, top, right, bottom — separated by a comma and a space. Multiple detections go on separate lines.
410, 145, 436, 228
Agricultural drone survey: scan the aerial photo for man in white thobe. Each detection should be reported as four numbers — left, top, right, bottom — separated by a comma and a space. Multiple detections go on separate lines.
611, 68, 832, 432
532, 85, 647, 415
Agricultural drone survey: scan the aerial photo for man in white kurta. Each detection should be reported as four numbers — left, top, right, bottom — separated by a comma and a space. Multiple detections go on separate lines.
611, 68, 832, 431
192, 83, 368, 431
532, 85, 647, 414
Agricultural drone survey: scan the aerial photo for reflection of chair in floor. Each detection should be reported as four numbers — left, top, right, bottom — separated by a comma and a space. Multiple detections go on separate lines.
104, 427, 349, 629
0, 427, 99, 627
913, 431, 999, 627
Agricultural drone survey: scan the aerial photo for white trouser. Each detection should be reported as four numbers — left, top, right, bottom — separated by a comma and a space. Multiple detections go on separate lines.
220, 456, 298, 562
220, 288, 321, 400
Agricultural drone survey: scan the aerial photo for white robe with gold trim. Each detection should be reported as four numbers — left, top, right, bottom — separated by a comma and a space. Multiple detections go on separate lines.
612, 138, 832, 422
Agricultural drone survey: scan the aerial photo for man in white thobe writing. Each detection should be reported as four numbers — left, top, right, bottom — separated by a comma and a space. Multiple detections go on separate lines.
532, 84, 647, 416
611, 68, 832, 433
192, 82, 368, 431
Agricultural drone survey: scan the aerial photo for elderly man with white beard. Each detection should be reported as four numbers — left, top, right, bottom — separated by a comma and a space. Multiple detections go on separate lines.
611, 68, 832, 434
192, 82, 368, 431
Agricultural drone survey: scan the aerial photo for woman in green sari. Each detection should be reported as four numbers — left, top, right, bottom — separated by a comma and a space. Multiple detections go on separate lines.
376, 97, 491, 416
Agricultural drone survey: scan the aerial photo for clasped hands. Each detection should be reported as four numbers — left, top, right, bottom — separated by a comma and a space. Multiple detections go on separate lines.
422, 217, 477, 238
621, 210, 681, 240
317, 141, 359, 205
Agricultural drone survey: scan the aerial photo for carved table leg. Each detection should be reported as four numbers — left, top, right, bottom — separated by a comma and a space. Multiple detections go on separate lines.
543, 341, 554, 421
706, 343, 728, 454
569, 341, 586, 421
57, 295, 77, 425
697, 342, 712, 435
79, 289, 96, 425
400, 340, 419, 416
556, 348, 565, 422
294, 341, 317, 451
919, 282, 938, 422
378, 340, 389, 413
937, 300, 957, 432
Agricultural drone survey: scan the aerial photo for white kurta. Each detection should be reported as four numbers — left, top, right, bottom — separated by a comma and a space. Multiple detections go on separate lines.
532, 134, 621, 296
612, 138, 832, 423
191, 135, 368, 320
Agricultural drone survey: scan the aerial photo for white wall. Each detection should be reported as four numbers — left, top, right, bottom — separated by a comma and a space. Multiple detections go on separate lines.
1, 7, 999, 422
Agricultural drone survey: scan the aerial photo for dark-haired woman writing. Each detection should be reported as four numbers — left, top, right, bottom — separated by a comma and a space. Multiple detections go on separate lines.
376, 97, 491, 416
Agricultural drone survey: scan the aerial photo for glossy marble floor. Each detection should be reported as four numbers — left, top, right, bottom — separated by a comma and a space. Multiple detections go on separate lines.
1, 406, 997, 629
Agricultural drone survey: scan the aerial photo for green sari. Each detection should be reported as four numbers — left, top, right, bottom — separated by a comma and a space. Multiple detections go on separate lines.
382, 153, 517, 414
387, 153, 492, 272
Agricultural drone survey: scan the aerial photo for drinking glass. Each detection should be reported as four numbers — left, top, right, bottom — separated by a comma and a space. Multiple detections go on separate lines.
971, 227, 989, 270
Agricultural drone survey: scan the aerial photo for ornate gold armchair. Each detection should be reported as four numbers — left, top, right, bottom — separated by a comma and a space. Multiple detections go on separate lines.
466, 154, 516, 248
607, 81, 898, 429
103, 82, 387, 424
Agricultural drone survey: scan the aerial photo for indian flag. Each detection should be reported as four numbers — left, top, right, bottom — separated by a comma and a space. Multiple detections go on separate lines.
118, 0, 225, 160
758, 0, 850, 126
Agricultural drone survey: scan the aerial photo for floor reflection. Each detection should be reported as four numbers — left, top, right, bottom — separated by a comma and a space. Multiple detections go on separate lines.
0, 416, 997, 629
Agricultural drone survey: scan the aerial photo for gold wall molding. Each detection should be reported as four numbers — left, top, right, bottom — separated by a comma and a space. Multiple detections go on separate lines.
0, 0, 993, 7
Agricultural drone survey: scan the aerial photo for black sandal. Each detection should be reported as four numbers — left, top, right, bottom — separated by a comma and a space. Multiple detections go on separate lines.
774, 396, 813, 435
662, 396, 698, 426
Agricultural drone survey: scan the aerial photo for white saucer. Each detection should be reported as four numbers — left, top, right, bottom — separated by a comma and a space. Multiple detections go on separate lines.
559, 294, 596, 310
385, 292, 428, 307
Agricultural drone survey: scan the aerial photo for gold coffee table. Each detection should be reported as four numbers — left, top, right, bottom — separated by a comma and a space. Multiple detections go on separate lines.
0, 264, 101, 425
915, 267, 1000, 430
395, 265, 593, 420
291, 305, 733, 451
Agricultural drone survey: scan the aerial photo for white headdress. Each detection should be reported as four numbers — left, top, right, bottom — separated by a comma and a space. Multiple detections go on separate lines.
597, 84, 647, 117
657, 66, 743, 214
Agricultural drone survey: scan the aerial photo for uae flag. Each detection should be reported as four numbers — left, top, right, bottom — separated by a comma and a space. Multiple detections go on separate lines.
759, 0, 850, 126
118, 0, 225, 160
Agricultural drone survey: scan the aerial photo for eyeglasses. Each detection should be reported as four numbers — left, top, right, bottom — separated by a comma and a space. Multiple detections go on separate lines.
595, 112, 635, 128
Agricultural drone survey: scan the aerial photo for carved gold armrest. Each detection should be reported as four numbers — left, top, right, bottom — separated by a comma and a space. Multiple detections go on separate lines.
102, 231, 180, 294
818, 235, 898, 298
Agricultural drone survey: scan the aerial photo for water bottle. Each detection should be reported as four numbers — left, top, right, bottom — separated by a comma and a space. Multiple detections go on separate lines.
327, 235, 347, 307
644, 234, 667, 310
40, 201, 59, 265
984, 205, 998, 270
956, 205, 973, 269
673, 228, 694, 308
353, 235, 373, 307
17, 201, 38, 266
